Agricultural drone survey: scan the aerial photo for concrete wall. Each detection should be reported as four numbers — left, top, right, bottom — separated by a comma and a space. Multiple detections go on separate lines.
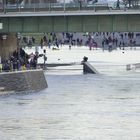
0, 69, 48, 95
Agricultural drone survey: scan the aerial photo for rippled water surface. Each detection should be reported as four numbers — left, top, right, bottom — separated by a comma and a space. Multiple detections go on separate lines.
1, 47, 140, 140
0, 67, 140, 140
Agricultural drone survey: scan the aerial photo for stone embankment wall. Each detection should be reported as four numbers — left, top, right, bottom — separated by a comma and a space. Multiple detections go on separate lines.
0, 69, 47, 95
0, 33, 17, 60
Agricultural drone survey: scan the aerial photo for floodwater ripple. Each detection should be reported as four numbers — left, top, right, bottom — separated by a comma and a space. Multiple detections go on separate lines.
0, 71, 140, 139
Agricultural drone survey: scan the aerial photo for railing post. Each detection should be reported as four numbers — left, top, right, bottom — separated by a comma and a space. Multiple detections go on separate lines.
94, 5, 96, 12
34, 3, 35, 12
19, 6, 21, 12
3, 0, 6, 14
49, 3, 51, 11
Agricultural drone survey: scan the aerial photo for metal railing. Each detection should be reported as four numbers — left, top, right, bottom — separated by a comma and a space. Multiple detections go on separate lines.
1, 2, 140, 13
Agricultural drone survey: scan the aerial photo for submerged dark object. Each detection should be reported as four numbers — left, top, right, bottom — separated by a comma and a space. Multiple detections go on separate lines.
82, 56, 99, 74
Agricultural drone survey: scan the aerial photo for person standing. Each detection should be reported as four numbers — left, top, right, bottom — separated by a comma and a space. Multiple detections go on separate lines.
43, 49, 47, 70
0, 56, 2, 72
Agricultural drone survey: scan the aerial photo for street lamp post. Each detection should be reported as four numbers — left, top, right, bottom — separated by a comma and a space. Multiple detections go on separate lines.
63, 0, 65, 11
78, 0, 82, 10
3, 0, 6, 13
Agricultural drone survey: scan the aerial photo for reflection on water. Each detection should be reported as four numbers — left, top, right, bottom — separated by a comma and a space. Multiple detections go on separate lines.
0, 64, 140, 140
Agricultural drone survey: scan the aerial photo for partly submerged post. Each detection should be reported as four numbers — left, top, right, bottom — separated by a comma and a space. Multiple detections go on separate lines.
82, 56, 99, 74
126, 64, 131, 71
126, 63, 140, 71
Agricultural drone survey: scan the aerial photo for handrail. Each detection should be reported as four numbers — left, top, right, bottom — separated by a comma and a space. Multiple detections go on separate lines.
1, 2, 140, 13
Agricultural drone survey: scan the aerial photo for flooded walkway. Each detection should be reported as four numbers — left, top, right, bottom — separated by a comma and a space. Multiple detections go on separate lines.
0, 47, 140, 140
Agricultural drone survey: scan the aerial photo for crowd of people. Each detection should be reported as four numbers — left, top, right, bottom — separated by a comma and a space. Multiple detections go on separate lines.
0, 48, 39, 72
21, 32, 140, 51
